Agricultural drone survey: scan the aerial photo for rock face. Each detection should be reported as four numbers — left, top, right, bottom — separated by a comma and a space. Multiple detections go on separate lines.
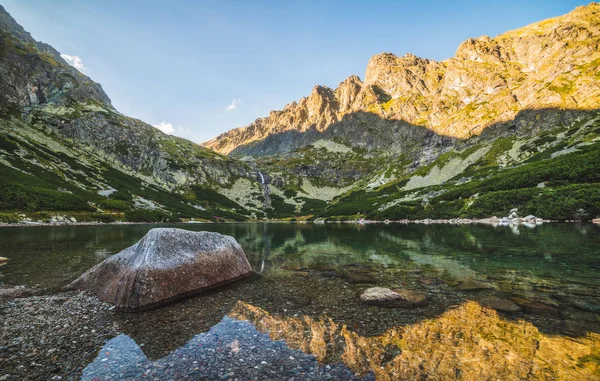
67, 228, 253, 310
360, 287, 427, 308
204, 3, 600, 156
0, 4, 260, 222
0, 5, 251, 187
1, 3, 599, 222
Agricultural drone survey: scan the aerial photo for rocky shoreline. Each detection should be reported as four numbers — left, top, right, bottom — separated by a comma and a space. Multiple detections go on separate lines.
0, 220, 159, 228
2, 215, 597, 228
0, 291, 118, 380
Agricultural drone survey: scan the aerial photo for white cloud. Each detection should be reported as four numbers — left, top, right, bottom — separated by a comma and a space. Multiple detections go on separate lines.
60, 54, 86, 73
153, 121, 174, 135
226, 98, 241, 111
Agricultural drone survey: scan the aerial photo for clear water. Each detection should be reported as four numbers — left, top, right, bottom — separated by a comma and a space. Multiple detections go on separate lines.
1, 222, 600, 379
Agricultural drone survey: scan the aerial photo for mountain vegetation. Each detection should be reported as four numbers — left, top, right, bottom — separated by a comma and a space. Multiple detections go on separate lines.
0, 4, 599, 223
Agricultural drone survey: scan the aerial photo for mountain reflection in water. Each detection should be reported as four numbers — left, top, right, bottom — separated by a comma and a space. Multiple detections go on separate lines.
83, 300, 600, 381
229, 301, 600, 380
81, 316, 372, 381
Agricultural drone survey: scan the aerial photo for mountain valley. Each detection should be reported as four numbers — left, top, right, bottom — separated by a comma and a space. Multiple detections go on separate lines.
0, 3, 599, 223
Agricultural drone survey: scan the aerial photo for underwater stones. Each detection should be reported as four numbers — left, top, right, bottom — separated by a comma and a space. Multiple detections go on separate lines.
360, 287, 428, 308
343, 271, 377, 284
393, 289, 428, 307
0, 256, 8, 265
456, 278, 495, 291
568, 298, 600, 313
511, 297, 562, 318
67, 228, 253, 311
419, 276, 445, 286
479, 296, 521, 313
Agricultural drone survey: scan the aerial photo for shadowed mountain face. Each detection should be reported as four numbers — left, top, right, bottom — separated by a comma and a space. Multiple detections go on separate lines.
0, 5, 110, 108
0, 4, 249, 189
204, 3, 600, 156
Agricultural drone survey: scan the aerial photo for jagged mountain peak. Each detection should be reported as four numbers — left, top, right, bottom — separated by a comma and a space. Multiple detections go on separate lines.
0, 5, 265, 223
0, 4, 34, 43
0, 5, 111, 109
204, 2, 600, 156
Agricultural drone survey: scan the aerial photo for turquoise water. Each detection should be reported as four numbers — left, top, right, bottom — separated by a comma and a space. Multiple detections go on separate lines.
1, 222, 599, 292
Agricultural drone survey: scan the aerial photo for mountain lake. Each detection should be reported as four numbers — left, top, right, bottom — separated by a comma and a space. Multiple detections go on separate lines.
1, 222, 600, 380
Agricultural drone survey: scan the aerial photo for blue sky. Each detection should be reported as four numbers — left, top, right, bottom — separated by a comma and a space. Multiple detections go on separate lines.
2, 0, 587, 143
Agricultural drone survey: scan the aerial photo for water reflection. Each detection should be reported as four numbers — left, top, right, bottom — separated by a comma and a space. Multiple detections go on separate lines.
3, 223, 598, 290
1, 223, 600, 330
82, 316, 372, 381
2, 224, 600, 343
84, 300, 600, 380
230, 300, 600, 380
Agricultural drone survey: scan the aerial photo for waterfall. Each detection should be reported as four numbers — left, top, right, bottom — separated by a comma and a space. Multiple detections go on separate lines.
257, 171, 271, 211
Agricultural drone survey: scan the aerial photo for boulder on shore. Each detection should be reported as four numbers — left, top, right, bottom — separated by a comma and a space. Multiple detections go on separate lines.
67, 228, 253, 311
360, 287, 427, 308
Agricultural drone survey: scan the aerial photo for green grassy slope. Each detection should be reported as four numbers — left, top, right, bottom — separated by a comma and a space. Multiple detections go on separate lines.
0, 118, 253, 223
317, 114, 600, 221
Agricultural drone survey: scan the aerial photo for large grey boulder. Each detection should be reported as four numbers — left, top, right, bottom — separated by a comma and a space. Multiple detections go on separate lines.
67, 228, 253, 311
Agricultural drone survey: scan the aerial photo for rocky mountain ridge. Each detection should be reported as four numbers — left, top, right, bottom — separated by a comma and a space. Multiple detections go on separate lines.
0, 5, 110, 109
0, 4, 278, 222
204, 3, 600, 156
0, 3, 599, 223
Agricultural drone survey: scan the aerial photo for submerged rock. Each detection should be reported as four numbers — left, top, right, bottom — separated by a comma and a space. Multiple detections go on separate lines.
67, 228, 253, 311
511, 297, 562, 318
456, 278, 495, 291
479, 296, 521, 313
360, 287, 427, 308
0, 256, 8, 264
344, 271, 377, 284
419, 276, 446, 286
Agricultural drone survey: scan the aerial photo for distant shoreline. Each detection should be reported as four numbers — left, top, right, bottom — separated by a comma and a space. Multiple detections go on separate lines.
0, 217, 597, 228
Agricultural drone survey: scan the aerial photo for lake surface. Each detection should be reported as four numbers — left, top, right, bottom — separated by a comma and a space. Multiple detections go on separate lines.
1, 222, 600, 379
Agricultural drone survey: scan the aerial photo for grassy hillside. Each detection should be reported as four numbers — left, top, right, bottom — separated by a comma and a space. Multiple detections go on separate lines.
2, 111, 598, 223
316, 114, 600, 221
0, 117, 254, 223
